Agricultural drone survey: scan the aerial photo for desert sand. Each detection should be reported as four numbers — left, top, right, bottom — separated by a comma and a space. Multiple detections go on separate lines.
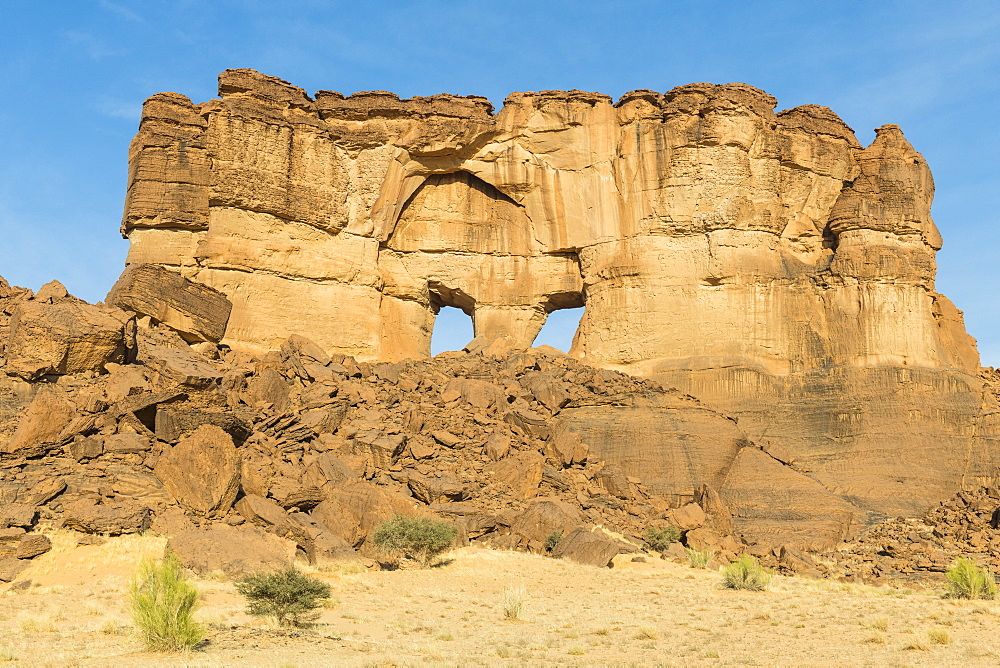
2, 531, 999, 666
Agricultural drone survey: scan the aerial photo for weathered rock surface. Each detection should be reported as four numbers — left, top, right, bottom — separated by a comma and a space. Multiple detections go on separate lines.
107, 263, 232, 343
550, 527, 627, 567
16, 533, 51, 559
112, 69, 1000, 530
1, 389, 75, 456
154, 424, 241, 518
5, 300, 133, 380
167, 524, 297, 577
61, 498, 151, 535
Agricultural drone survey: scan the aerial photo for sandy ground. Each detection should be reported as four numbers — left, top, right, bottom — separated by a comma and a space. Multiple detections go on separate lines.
2, 531, 1000, 666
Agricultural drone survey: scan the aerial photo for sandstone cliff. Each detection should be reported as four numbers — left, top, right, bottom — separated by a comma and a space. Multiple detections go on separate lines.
97, 70, 1000, 540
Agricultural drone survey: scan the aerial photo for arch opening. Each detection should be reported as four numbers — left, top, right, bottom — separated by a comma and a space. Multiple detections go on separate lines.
431, 306, 474, 356
533, 306, 585, 353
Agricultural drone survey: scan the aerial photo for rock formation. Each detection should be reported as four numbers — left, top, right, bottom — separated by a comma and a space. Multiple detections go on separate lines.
2, 70, 999, 577
109, 69, 1000, 536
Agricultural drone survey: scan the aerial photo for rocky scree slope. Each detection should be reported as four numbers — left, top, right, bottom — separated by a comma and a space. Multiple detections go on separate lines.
1, 276, 783, 579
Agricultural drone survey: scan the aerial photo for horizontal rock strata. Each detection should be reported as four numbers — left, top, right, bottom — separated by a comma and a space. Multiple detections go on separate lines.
111, 69, 1000, 531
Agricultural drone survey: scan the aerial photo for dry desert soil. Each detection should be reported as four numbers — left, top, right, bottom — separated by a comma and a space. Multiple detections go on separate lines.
2, 531, 1000, 666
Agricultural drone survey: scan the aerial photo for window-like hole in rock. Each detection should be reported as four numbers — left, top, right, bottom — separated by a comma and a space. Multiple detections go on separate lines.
431, 306, 475, 356
532, 307, 584, 353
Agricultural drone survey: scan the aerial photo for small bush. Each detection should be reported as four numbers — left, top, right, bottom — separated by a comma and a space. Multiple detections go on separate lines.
721, 555, 771, 591
544, 530, 564, 552
643, 526, 681, 552
373, 515, 458, 566
235, 568, 332, 627
685, 546, 715, 569
945, 557, 997, 600
129, 554, 205, 651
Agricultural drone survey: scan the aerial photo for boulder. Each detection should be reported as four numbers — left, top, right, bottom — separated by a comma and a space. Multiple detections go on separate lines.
106, 264, 232, 343
550, 528, 624, 567
544, 425, 588, 467
235, 494, 289, 528
509, 498, 583, 545
442, 378, 506, 410
4, 301, 132, 380
669, 503, 706, 531
274, 512, 358, 563
310, 481, 419, 548
694, 483, 736, 535
103, 433, 152, 454
503, 408, 550, 439
485, 451, 544, 500
519, 372, 570, 412
1, 389, 75, 456
483, 432, 511, 461
139, 344, 223, 388
23, 478, 66, 506
61, 499, 150, 535
301, 453, 357, 496
719, 447, 858, 551
0, 504, 37, 529
16, 534, 51, 559
149, 507, 196, 536
154, 405, 252, 444
167, 525, 297, 578
428, 503, 499, 540
406, 472, 467, 504
0, 528, 26, 543
0, 557, 28, 582
154, 424, 240, 518
246, 368, 291, 411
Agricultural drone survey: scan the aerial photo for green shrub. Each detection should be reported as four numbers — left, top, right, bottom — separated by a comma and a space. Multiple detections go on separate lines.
544, 530, 564, 552
945, 557, 997, 600
372, 515, 458, 566
721, 555, 771, 591
643, 526, 681, 552
235, 569, 332, 627
685, 546, 715, 569
129, 554, 205, 651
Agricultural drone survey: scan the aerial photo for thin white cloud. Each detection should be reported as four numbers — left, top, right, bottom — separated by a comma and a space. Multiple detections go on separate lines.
99, 0, 144, 23
63, 31, 128, 60
96, 97, 141, 122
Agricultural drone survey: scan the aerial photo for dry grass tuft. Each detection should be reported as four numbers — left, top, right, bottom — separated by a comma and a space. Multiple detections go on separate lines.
721, 555, 771, 591
686, 546, 715, 569
501, 585, 527, 621
928, 628, 951, 645
16, 614, 56, 633
863, 617, 889, 632
633, 626, 659, 640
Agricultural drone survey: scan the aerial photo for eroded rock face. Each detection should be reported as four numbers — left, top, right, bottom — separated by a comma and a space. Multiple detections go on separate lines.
154, 424, 240, 518
114, 69, 999, 527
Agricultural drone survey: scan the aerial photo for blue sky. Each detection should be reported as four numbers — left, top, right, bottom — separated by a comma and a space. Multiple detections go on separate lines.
0, 0, 997, 363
